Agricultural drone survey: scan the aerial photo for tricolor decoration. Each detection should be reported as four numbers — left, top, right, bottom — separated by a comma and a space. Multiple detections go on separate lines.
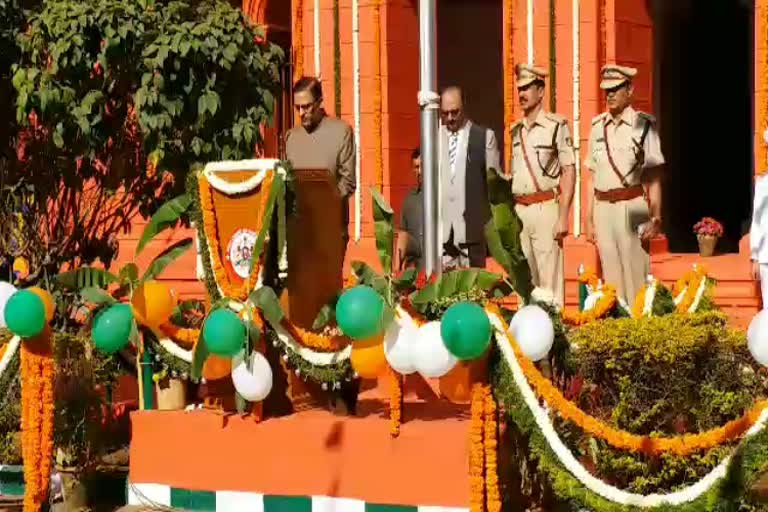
127, 484, 468, 512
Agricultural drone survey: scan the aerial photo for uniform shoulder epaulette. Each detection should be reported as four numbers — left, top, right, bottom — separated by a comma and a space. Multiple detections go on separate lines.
544, 112, 567, 125
591, 113, 607, 125
635, 111, 657, 124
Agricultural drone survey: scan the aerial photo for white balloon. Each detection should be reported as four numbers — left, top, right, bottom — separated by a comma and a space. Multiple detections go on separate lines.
412, 321, 457, 378
384, 315, 418, 375
0, 282, 17, 328
509, 305, 554, 362
748, 310, 768, 367
231, 351, 273, 402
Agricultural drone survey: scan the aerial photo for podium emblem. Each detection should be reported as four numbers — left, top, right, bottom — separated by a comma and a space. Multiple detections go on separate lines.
227, 228, 258, 279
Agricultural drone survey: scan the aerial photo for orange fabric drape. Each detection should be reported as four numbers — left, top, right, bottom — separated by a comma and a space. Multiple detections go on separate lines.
502, 0, 514, 175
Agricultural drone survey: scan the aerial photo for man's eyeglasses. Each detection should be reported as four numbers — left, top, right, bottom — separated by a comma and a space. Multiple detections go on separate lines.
294, 99, 320, 113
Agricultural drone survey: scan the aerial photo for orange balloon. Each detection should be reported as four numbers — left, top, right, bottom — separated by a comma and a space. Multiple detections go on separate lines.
28, 287, 55, 322
350, 336, 387, 379
202, 354, 233, 381
131, 281, 176, 328
439, 357, 488, 404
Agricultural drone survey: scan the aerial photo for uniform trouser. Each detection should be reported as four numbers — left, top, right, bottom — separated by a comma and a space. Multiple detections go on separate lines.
760, 264, 768, 310
514, 200, 564, 307
594, 196, 650, 305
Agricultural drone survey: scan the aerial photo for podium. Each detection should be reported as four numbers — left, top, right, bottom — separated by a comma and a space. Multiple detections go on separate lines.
282, 168, 347, 329
270, 168, 351, 413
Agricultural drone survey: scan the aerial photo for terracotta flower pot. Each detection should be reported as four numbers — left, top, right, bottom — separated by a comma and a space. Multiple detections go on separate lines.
155, 377, 186, 411
697, 235, 718, 257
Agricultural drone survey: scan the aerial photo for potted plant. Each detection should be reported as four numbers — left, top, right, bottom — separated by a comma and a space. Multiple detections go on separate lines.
693, 217, 724, 257
151, 343, 190, 411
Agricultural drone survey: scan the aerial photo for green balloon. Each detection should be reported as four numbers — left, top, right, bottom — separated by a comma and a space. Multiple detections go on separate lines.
92, 304, 134, 354
440, 301, 491, 361
203, 308, 245, 357
336, 286, 385, 340
4, 290, 46, 338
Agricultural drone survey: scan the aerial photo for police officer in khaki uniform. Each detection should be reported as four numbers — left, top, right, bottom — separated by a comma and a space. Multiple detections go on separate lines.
510, 64, 576, 307
584, 64, 665, 304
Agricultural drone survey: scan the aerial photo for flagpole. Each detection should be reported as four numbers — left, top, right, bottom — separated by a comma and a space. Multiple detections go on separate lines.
418, 0, 441, 277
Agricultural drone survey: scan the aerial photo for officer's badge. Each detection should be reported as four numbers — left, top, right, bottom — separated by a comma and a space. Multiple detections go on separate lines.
565, 136, 573, 147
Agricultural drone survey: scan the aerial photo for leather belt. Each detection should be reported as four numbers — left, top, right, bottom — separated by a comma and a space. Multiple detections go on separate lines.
594, 185, 645, 203
514, 186, 559, 206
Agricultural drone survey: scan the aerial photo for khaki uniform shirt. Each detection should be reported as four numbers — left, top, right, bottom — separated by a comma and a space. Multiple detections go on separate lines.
510, 111, 576, 195
285, 116, 356, 197
585, 106, 665, 190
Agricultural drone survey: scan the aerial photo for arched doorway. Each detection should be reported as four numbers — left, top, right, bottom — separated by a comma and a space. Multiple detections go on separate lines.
652, 0, 754, 253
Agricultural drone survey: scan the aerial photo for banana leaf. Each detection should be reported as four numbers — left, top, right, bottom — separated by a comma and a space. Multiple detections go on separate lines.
393, 267, 418, 292
136, 194, 192, 256
409, 268, 503, 312
248, 286, 284, 326
370, 188, 394, 275
312, 295, 338, 330
80, 287, 116, 306
141, 238, 193, 282
350, 261, 388, 296
483, 168, 533, 303
56, 267, 118, 290
119, 263, 139, 286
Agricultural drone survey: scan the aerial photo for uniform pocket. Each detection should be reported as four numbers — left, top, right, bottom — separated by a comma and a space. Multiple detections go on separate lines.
626, 196, 650, 232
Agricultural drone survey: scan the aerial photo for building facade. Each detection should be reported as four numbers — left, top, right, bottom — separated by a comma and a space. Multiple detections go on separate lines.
225, 0, 766, 323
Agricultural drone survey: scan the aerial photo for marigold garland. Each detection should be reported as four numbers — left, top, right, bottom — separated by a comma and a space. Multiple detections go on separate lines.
292, 0, 304, 82
674, 266, 709, 314
632, 284, 648, 318
507, 332, 768, 456
484, 386, 501, 512
197, 172, 273, 301
469, 383, 486, 512
372, 0, 383, 191
0, 342, 6, 361
562, 284, 617, 326
579, 267, 600, 289
159, 323, 200, 348
280, 319, 350, 352
758, 0, 768, 176
388, 365, 402, 438
21, 333, 55, 512
502, 0, 514, 175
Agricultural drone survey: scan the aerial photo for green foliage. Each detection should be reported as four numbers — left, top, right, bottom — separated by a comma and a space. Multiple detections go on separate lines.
483, 168, 533, 303
56, 267, 119, 290
4, 0, 283, 291
140, 236, 192, 282
0, 329, 21, 464
409, 268, 503, 317
53, 331, 132, 469
570, 312, 765, 435
491, 342, 768, 512
370, 188, 394, 275
528, 312, 768, 496
136, 193, 192, 255
651, 283, 676, 317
